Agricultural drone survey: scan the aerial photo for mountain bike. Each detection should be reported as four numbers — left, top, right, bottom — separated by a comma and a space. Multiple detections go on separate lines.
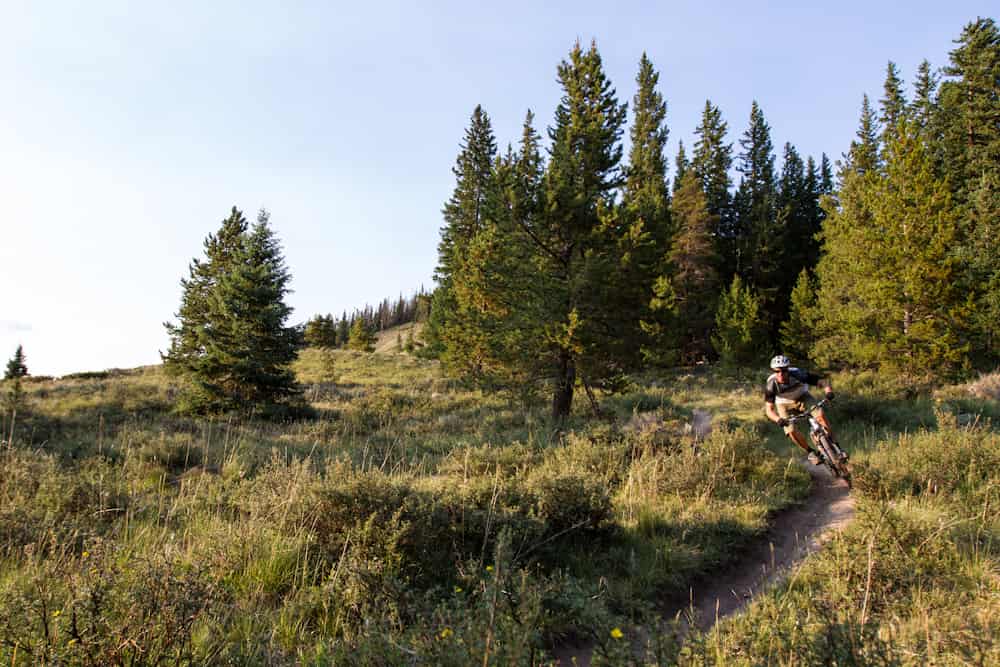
787, 398, 851, 487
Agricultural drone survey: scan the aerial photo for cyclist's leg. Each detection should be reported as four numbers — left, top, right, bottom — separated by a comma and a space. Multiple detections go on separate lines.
802, 394, 837, 442
777, 401, 812, 453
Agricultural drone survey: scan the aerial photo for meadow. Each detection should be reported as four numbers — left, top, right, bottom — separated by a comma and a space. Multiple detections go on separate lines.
1, 350, 997, 665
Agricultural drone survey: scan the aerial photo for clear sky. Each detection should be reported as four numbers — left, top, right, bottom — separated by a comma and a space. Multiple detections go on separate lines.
1, 1, 994, 376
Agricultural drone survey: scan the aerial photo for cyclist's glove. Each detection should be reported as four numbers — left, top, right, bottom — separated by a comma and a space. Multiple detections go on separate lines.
776, 418, 789, 428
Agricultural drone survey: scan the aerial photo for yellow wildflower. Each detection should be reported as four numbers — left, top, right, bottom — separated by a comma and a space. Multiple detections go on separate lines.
454, 586, 463, 593
439, 628, 453, 640
610, 627, 624, 639
485, 565, 494, 572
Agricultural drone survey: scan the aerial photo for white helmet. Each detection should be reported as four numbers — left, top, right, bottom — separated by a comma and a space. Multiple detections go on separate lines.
770, 354, 791, 370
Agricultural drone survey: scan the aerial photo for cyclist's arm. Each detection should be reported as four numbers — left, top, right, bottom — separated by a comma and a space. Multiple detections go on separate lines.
763, 379, 781, 424
765, 400, 781, 424
796, 368, 833, 397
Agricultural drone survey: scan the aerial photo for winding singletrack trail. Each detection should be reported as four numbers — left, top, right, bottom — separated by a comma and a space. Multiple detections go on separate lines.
553, 465, 856, 665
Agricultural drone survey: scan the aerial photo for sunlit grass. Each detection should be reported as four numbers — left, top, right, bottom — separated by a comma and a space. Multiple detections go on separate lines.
2, 353, 995, 663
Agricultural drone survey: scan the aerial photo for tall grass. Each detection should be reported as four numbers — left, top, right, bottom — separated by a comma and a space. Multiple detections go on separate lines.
4, 353, 969, 664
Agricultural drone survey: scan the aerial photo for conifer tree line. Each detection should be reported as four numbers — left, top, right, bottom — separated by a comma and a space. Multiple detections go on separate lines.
302, 288, 429, 350
802, 17, 999, 378
428, 19, 998, 418
425, 41, 833, 417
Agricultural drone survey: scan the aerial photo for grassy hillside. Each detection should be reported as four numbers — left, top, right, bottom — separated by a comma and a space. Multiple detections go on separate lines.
0, 354, 997, 664
372, 321, 424, 355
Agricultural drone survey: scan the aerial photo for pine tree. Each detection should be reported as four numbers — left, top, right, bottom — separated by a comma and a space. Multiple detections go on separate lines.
442, 42, 630, 417
325, 315, 339, 347
304, 314, 337, 348
691, 100, 734, 280
778, 143, 815, 289
968, 168, 1000, 361
624, 54, 670, 231
773, 145, 824, 329
819, 153, 834, 195
446, 111, 546, 394
673, 140, 689, 194
437, 107, 506, 378
666, 171, 720, 363
426, 106, 499, 363
2, 377, 26, 415
437, 105, 498, 282
939, 18, 1000, 365
164, 207, 248, 371
541, 41, 629, 416
4, 345, 28, 380
303, 316, 322, 348
347, 317, 377, 352
814, 120, 968, 377
733, 101, 781, 329
337, 312, 349, 348
712, 275, 766, 368
624, 53, 671, 244
622, 53, 673, 362
941, 18, 1000, 197
912, 59, 940, 133
163, 208, 299, 414
814, 103, 885, 365
844, 95, 881, 177
780, 269, 818, 364
879, 61, 908, 146
805, 156, 826, 247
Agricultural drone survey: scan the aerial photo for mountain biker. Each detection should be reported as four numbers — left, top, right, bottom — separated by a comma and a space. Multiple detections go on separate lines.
764, 354, 838, 466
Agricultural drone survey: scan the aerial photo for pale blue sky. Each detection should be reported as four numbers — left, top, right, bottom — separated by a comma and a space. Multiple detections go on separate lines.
1, 1, 993, 376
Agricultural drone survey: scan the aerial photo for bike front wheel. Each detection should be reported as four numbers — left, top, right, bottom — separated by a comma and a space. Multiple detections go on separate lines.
817, 432, 851, 488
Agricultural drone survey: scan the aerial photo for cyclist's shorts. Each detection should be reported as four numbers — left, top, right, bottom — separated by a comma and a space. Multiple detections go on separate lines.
776, 391, 817, 435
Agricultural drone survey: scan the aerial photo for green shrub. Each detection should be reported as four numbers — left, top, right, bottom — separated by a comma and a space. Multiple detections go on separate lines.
435, 441, 541, 478
0, 541, 224, 665
525, 466, 613, 536
712, 276, 767, 368
0, 452, 128, 557
854, 416, 1000, 501
137, 433, 205, 472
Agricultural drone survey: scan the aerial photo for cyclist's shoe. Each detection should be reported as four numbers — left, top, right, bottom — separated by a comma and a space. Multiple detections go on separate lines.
837, 450, 849, 462
807, 451, 822, 466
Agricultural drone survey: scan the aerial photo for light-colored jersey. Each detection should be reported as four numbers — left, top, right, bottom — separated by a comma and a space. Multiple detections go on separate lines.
764, 367, 821, 405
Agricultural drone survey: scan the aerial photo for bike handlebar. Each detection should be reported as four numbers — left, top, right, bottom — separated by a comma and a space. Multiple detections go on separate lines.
785, 397, 832, 424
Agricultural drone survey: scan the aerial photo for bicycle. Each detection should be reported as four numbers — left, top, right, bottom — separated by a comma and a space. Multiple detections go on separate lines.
786, 398, 851, 487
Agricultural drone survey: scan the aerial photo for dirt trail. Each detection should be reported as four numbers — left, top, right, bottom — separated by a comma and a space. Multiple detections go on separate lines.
553, 465, 856, 665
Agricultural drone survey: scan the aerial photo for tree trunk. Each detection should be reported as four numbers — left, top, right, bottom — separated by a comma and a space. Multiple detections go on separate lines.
552, 350, 575, 419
